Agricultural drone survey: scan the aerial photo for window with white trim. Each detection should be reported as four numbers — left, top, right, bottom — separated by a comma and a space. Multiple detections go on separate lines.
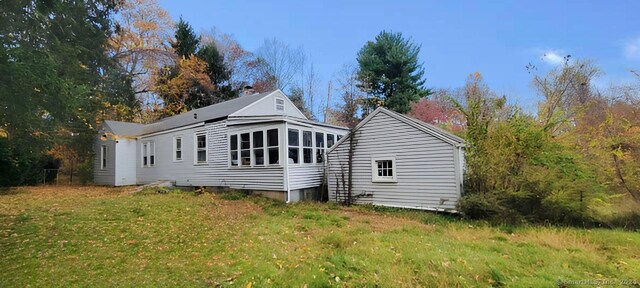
315, 132, 325, 163
275, 98, 285, 112
142, 141, 155, 167
229, 128, 280, 167
327, 134, 335, 148
174, 136, 182, 161
230, 134, 238, 166
267, 129, 279, 165
240, 133, 250, 166
371, 157, 397, 182
302, 131, 313, 164
288, 128, 299, 164
100, 145, 107, 169
195, 132, 207, 164
253, 131, 264, 166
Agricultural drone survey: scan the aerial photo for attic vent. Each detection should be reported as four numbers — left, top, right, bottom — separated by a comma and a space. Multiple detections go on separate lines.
275, 98, 285, 112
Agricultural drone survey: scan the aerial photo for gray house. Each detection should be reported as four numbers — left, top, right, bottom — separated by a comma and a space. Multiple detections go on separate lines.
326, 107, 465, 212
94, 90, 348, 202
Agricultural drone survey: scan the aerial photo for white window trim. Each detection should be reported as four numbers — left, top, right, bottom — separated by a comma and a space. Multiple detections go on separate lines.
228, 127, 281, 168
288, 128, 301, 165
141, 141, 155, 168
275, 97, 285, 112
194, 131, 208, 165
371, 156, 397, 183
173, 136, 183, 162
100, 145, 107, 170
315, 131, 326, 165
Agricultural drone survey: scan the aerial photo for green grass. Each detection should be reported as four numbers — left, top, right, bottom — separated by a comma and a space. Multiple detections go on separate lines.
1, 186, 639, 287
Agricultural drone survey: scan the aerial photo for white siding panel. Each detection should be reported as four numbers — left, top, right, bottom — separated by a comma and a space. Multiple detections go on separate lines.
327, 112, 461, 211
288, 165, 324, 190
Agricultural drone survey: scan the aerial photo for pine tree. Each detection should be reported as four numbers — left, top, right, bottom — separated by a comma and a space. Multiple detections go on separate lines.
172, 17, 200, 58
357, 31, 431, 114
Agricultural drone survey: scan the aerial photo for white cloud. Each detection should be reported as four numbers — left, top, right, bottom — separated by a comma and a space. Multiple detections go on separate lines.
624, 37, 640, 60
541, 50, 566, 66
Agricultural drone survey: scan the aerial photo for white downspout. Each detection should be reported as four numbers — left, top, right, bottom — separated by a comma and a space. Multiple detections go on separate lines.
284, 121, 291, 203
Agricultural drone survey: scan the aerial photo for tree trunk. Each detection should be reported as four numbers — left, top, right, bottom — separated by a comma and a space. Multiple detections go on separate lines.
612, 154, 640, 202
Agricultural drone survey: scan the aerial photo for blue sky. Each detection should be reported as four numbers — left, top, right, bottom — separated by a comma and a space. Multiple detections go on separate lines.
159, 0, 640, 112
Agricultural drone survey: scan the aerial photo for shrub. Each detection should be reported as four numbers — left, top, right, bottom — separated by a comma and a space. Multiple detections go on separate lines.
77, 160, 93, 185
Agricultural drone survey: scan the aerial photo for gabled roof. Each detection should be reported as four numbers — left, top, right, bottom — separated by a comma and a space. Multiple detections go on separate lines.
102, 90, 277, 137
327, 107, 465, 153
103, 121, 146, 137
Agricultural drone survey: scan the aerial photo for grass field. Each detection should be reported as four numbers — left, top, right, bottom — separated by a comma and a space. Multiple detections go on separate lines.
1, 186, 639, 287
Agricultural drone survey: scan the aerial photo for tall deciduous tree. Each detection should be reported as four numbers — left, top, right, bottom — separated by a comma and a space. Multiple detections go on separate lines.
333, 64, 363, 128
254, 38, 304, 92
109, 0, 174, 105
154, 57, 215, 116
357, 31, 430, 114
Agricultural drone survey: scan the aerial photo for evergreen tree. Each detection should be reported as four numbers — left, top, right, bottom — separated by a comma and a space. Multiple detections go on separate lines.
172, 17, 200, 58
0, 0, 120, 185
198, 43, 237, 101
357, 31, 430, 114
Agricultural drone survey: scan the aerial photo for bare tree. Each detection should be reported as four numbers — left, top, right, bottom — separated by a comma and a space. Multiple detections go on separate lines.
254, 38, 305, 92
300, 59, 319, 120
332, 63, 363, 128
200, 28, 259, 90
528, 56, 601, 133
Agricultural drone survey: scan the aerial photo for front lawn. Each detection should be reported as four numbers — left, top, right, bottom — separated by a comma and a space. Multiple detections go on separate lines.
1, 186, 638, 287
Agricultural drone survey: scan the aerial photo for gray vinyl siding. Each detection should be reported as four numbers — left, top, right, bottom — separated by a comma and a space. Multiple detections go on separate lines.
327, 112, 461, 211
286, 123, 349, 191
93, 137, 116, 185
288, 165, 324, 190
136, 120, 285, 191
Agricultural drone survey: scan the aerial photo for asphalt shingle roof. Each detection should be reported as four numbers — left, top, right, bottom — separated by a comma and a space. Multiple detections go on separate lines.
104, 91, 274, 137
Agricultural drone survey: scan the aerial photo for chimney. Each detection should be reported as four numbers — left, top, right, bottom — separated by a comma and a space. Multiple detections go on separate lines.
240, 85, 255, 96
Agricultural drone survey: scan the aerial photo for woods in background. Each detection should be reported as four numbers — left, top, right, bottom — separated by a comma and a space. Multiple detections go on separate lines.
1, 0, 638, 228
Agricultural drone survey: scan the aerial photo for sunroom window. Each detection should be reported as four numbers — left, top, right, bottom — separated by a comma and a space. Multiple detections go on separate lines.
303, 131, 313, 164
327, 134, 335, 147
267, 129, 279, 165
230, 134, 238, 166
315, 132, 325, 163
288, 129, 299, 164
240, 133, 250, 166
253, 131, 264, 165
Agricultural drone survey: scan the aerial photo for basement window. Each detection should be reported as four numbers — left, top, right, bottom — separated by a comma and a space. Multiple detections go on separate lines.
371, 157, 397, 183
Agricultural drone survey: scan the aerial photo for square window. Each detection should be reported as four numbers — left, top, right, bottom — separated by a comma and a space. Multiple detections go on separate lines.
372, 158, 397, 182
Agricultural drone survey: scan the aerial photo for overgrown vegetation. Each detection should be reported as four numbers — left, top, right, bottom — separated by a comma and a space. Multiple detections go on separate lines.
1, 187, 639, 286
453, 62, 640, 229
